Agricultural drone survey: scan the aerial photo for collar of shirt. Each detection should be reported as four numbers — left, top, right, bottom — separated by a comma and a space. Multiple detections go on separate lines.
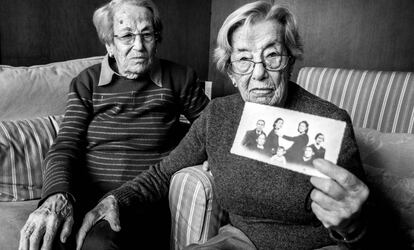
98, 54, 162, 87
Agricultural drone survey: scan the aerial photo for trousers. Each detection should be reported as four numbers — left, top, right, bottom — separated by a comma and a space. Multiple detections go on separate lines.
53, 199, 171, 250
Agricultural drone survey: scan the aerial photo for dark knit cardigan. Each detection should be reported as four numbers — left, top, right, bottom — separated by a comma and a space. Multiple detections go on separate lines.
109, 82, 366, 249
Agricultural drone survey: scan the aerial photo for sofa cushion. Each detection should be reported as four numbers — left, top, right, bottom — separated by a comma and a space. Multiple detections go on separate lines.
355, 128, 414, 245
0, 56, 103, 120
0, 116, 62, 201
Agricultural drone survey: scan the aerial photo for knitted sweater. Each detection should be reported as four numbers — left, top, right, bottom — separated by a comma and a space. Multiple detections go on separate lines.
109, 82, 365, 249
41, 58, 209, 204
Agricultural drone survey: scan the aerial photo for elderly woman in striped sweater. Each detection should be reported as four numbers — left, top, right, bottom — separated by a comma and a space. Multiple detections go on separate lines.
78, 1, 373, 250
18, 0, 209, 249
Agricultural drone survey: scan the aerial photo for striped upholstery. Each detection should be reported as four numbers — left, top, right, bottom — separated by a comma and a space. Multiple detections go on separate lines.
0, 116, 61, 201
169, 165, 227, 250
297, 67, 414, 133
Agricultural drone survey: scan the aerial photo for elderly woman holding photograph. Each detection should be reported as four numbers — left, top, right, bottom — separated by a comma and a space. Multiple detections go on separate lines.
78, 1, 371, 249
18, 0, 209, 249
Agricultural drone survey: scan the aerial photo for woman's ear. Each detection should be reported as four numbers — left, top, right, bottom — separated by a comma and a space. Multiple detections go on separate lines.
105, 43, 114, 57
227, 73, 237, 87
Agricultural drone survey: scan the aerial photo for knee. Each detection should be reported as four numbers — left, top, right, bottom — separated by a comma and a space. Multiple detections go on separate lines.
81, 220, 120, 250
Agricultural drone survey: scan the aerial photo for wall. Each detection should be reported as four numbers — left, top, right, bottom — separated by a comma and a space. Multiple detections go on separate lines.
209, 0, 414, 97
0, 0, 211, 80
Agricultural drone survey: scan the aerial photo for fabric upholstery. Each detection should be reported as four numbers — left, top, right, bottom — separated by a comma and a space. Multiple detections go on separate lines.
169, 165, 227, 250
355, 128, 414, 246
0, 116, 62, 201
297, 67, 414, 133
0, 56, 103, 121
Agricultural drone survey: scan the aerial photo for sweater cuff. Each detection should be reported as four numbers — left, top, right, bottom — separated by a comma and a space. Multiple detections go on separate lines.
105, 185, 139, 209
329, 221, 367, 244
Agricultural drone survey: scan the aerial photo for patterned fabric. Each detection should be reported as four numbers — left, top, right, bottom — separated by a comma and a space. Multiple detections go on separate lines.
0, 116, 61, 201
169, 165, 227, 250
297, 67, 414, 133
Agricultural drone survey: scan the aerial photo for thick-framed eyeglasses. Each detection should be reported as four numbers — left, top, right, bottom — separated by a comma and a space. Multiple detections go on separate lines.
229, 55, 290, 75
114, 32, 157, 45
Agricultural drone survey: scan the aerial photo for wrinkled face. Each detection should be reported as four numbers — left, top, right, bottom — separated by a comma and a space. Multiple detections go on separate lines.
257, 134, 266, 146
274, 119, 284, 130
298, 122, 307, 134
228, 20, 289, 106
304, 147, 314, 158
256, 120, 265, 132
106, 4, 157, 78
316, 134, 325, 144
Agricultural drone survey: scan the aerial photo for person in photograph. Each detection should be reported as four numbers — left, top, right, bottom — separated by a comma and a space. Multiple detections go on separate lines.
18, 0, 209, 249
269, 146, 287, 166
242, 119, 266, 149
299, 146, 315, 167
74, 2, 373, 249
309, 133, 326, 159
251, 133, 272, 157
264, 117, 284, 155
283, 120, 309, 162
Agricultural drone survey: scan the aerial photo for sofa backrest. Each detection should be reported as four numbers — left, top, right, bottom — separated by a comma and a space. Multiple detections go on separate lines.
0, 56, 104, 121
296, 67, 413, 134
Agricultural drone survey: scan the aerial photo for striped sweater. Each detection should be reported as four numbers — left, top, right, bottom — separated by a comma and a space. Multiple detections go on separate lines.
41, 57, 209, 204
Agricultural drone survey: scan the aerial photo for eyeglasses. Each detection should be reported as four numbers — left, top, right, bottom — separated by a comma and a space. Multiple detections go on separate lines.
229, 55, 290, 75
114, 32, 157, 45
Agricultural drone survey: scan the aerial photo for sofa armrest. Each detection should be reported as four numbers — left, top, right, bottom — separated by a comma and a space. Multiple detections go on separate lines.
169, 165, 227, 250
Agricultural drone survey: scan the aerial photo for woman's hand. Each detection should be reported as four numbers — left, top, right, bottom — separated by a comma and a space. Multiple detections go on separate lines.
19, 193, 74, 250
310, 159, 369, 238
76, 195, 120, 250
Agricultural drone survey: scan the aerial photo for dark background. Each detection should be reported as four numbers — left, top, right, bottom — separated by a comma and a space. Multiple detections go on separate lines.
1, 0, 414, 98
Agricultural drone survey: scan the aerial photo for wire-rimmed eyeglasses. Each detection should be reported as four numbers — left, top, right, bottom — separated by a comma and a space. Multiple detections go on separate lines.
229, 55, 290, 75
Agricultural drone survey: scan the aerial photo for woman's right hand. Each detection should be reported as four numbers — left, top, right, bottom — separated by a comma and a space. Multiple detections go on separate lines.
19, 193, 74, 250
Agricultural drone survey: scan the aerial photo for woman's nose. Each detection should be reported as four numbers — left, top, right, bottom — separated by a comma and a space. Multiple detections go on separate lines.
251, 62, 267, 80
132, 35, 145, 50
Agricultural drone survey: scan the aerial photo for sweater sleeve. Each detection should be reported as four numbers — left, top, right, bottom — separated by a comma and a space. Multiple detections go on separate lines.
107, 102, 211, 209
178, 68, 209, 123
40, 76, 93, 204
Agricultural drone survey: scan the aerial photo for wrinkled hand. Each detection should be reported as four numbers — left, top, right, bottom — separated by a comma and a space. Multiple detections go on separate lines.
76, 195, 120, 250
19, 193, 74, 250
310, 159, 369, 236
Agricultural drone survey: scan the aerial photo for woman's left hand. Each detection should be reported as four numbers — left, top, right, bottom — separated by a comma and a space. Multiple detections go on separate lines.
309, 159, 369, 236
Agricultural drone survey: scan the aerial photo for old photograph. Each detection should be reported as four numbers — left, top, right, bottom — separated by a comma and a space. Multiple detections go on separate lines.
231, 102, 346, 178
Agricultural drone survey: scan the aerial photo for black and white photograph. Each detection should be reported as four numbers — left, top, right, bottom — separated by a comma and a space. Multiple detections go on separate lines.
0, 0, 413, 249
231, 102, 346, 178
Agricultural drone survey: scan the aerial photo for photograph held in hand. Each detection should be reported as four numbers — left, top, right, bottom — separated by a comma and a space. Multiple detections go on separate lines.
231, 102, 346, 179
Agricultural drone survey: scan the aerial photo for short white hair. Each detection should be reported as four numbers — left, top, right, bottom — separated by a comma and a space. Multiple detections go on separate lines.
93, 0, 163, 45
214, 1, 303, 74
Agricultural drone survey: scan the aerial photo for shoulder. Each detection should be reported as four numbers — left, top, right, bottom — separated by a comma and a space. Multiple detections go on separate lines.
71, 63, 101, 91
200, 93, 243, 123
159, 58, 195, 77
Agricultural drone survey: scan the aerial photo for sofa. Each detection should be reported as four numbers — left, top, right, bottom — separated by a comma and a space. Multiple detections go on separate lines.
168, 67, 414, 249
1, 58, 413, 249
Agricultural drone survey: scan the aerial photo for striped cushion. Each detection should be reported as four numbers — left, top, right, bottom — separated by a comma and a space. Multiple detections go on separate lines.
297, 67, 414, 133
169, 165, 227, 250
0, 116, 61, 201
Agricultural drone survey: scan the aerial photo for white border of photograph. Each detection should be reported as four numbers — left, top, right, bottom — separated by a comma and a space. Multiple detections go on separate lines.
230, 102, 346, 179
